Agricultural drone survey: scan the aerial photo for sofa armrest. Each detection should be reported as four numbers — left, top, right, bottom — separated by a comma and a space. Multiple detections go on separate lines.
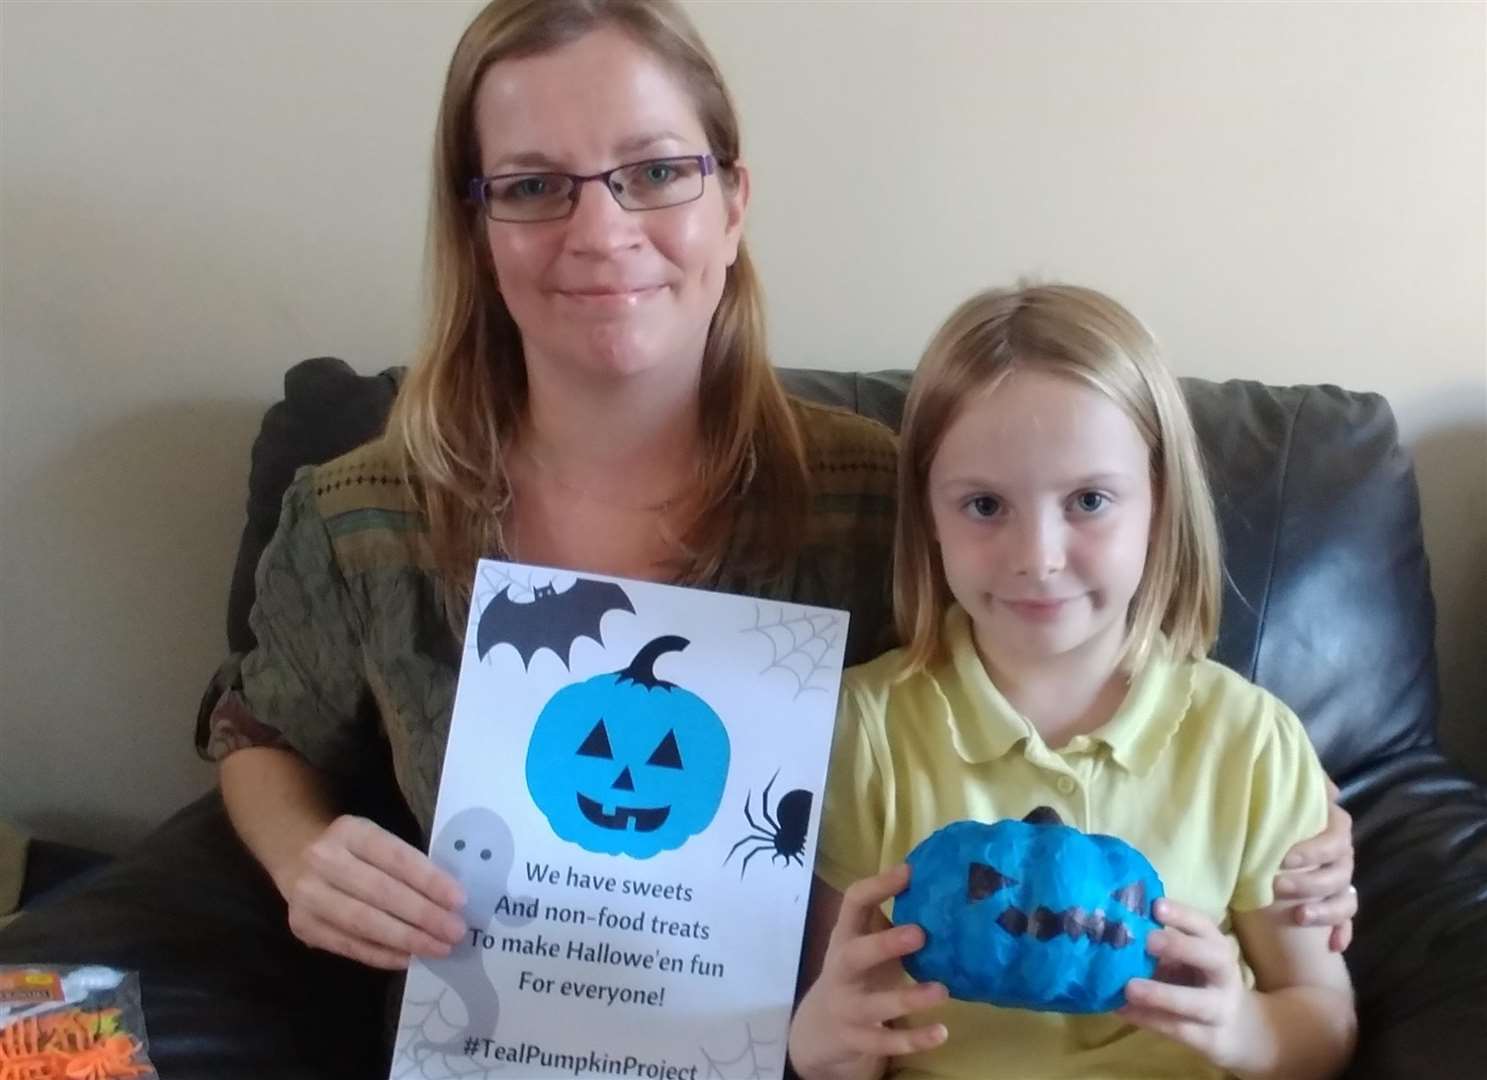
1342, 748, 1487, 1077
0, 793, 394, 1080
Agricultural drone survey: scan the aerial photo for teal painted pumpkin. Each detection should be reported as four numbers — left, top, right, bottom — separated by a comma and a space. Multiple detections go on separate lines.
525, 636, 730, 858
893, 814, 1164, 1013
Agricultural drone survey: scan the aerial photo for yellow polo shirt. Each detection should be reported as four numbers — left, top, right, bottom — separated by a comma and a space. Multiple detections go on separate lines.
816, 605, 1329, 1080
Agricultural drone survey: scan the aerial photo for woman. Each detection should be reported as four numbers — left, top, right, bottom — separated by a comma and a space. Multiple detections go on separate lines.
204, 0, 1355, 992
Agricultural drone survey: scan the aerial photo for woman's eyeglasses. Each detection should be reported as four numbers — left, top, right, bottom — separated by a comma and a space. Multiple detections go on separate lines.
468, 154, 718, 223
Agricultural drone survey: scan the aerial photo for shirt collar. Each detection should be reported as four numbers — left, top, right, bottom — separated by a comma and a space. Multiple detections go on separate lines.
933, 604, 1192, 776
936, 605, 1037, 764
1093, 640, 1193, 775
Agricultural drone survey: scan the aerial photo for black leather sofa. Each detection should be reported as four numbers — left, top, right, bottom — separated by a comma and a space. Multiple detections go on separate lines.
2, 358, 1483, 1079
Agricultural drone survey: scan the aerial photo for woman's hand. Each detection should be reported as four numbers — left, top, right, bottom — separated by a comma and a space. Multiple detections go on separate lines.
789, 865, 949, 1080
279, 814, 468, 970
1272, 780, 1357, 951
1119, 899, 1257, 1073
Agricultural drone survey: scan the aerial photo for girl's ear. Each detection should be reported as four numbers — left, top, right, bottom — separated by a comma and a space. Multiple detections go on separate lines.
917, 487, 939, 544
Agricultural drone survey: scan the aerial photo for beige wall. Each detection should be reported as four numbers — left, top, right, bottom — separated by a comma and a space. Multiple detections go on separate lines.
2, 1, 1483, 851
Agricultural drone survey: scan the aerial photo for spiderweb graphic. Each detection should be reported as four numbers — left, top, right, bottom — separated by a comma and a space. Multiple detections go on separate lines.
468, 564, 538, 660
474, 563, 536, 608
389, 986, 498, 1079
741, 604, 844, 699
699, 1021, 785, 1080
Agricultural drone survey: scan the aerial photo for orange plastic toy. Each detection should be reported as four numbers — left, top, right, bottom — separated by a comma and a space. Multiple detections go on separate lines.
0, 1008, 152, 1080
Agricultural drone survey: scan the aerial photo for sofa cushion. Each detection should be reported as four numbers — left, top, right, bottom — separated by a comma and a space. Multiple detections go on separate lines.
225, 358, 403, 657
222, 359, 1440, 778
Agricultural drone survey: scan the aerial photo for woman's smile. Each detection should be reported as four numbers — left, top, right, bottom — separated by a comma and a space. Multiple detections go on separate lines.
554, 283, 668, 309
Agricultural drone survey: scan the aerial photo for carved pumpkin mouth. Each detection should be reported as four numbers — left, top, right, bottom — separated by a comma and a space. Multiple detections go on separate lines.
576, 793, 670, 832
969, 860, 1148, 949
994, 905, 1136, 949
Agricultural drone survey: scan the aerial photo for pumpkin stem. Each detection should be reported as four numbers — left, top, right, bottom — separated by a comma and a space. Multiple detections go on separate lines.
619, 635, 690, 689
1022, 806, 1065, 827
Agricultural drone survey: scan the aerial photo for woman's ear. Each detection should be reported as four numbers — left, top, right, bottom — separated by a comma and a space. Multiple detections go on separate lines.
471, 218, 500, 293
721, 161, 750, 268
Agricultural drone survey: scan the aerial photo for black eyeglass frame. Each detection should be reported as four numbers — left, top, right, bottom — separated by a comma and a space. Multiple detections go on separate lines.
466, 154, 720, 223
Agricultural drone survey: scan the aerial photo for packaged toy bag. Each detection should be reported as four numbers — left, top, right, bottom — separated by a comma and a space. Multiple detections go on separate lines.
0, 965, 157, 1079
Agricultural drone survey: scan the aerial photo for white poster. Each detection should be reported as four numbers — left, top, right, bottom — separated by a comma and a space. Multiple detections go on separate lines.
390, 560, 848, 1080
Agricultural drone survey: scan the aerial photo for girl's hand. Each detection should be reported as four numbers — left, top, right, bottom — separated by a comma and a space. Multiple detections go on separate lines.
1118, 898, 1259, 1073
279, 814, 468, 970
1273, 779, 1357, 951
789, 865, 949, 1080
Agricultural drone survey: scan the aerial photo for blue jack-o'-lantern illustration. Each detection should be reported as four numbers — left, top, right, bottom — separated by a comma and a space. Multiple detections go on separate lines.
525, 635, 730, 858
892, 810, 1164, 1013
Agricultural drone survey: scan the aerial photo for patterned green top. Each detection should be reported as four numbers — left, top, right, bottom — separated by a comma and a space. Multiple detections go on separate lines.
200, 397, 900, 837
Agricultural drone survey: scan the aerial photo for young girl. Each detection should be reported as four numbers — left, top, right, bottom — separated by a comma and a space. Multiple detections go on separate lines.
789, 285, 1357, 1080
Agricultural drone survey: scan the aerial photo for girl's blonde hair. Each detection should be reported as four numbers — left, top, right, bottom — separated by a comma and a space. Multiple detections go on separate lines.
385, 0, 806, 619
893, 284, 1222, 674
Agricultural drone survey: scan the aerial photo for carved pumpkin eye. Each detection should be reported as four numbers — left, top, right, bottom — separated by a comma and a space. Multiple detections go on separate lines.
968, 861, 1017, 902
576, 720, 613, 759
1111, 882, 1148, 916
646, 730, 683, 770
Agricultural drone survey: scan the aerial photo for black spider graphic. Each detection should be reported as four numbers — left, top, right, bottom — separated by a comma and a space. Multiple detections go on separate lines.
724, 770, 813, 879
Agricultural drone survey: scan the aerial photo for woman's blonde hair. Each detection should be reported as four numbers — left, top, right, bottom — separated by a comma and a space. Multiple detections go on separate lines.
385, 0, 805, 618
893, 284, 1222, 674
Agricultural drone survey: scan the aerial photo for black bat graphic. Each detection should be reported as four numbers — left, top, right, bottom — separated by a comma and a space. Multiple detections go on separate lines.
476, 579, 634, 669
